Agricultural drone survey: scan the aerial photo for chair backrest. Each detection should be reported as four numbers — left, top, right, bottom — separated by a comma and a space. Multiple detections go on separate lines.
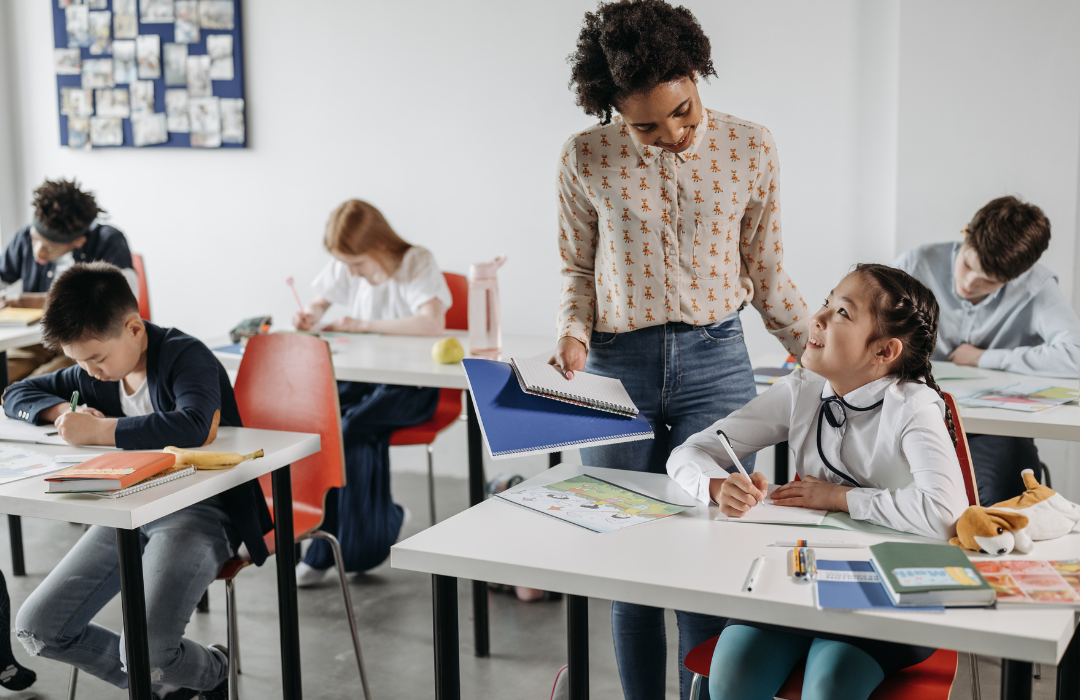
131, 253, 151, 321
233, 333, 345, 537
443, 272, 468, 331
942, 392, 979, 507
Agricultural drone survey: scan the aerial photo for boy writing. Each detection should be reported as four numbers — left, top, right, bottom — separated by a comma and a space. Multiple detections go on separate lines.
894, 195, 1080, 505
1, 179, 137, 382
3, 263, 272, 700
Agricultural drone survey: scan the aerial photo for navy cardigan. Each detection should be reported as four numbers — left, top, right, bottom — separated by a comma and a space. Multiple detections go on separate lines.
2, 323, 274, 564
0, 223, 133, 293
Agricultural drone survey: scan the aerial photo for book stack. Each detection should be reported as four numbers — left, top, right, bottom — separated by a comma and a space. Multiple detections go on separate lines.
45, 452, 194, 497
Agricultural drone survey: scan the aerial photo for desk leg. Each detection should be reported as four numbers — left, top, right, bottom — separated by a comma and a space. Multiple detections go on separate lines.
1001, 660, 1032, 700
272, 465, 302, 700
567, 595, 589, 700
549, 452, 561, 468
433, 574, 460, 700
464, 394, 490, 658
1056, 626, 1080, 700
116, 528, 151, 700
8, 516, 24, 576
774, 441, 790, 484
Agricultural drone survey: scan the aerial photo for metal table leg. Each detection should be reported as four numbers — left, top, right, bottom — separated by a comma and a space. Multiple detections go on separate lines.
433, 574, 460, 700
567, 595, 589, 700
464, 394, 489, 658
8, 515, 24, 576
116, 528, 151, 700
1001, 660, 1032, 700
774, 441, 789, 484
272, 465, 302, 700
1057, 625, 1080, 700
549, 452, 561, 468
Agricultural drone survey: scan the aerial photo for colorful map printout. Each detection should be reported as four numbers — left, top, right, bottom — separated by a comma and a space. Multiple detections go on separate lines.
497, 475, 693, 533
960, 383, 1079, 412
973, 559, 1080, 606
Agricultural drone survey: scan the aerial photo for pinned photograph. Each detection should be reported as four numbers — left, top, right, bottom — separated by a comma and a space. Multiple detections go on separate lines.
88, 0, 108, 9
113, 0, 137, 39
89, 117, 124, 147
174, 0, 200, 44
113, 40, 136, 83
81, 59, 115, 89
60, 87, 94, 117
163, 43, 188, 86
188, 96, 221, 148
165, 89, 190, 132
207, 34, 234, 81
220, 97, 244, 144
186, 54, 211, 97
130, 81, 155, 117
65, 5, 90, 48
54, 48, 82, 75
198, 1, 234, 30
88, 10, 111, 55
67, 118, 91, 150
132, 114, 169, 147
140, 0, 175, 23
137, 34, 162, 80
95, 88, 130, 118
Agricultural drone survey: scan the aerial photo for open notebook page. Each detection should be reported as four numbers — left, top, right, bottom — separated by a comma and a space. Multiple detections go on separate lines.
714, 484, 827, 525
511, 357, 638, 415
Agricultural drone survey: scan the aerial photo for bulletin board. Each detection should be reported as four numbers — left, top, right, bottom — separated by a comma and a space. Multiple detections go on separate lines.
51, 0, 246, 149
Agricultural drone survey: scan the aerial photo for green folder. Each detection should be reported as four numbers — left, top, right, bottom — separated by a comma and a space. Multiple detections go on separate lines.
868, 542, 996, 607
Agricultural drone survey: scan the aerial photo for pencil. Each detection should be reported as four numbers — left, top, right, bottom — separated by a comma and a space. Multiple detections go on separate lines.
69, 390, 79, 413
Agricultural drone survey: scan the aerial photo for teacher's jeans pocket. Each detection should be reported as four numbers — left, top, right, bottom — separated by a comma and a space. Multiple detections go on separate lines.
698, 314, 744, 345
589, 330, 618, 348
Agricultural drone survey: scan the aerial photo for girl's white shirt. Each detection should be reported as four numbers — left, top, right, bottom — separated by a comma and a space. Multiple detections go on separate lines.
666, 368, 969, 539
312, 246, 452, 322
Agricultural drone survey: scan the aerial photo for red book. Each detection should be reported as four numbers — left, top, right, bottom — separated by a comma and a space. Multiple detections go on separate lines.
46, 452, 177, 493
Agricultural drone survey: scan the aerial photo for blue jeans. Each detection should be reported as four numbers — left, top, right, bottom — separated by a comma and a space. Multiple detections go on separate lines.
303, 382, 438, 573
15, 500, 236, 691
580, 316, 758, 700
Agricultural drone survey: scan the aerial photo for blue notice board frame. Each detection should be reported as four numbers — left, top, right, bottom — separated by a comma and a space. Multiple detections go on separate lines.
51, 0, 246, 148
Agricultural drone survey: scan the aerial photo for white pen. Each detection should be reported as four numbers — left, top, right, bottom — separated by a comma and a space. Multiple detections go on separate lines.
743, 555, 765, 593
770, 540, 864, 549
716, 429, 763, 504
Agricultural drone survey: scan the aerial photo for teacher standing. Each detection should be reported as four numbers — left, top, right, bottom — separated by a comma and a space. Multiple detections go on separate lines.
550, 2, 809, 699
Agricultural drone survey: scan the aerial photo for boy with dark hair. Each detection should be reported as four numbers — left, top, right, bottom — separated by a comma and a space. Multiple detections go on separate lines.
3, 262, 271, 700
1, 179, 138, 382
894, 195, 1080, 505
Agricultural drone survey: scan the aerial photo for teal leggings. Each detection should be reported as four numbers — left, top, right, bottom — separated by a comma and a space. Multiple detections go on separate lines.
708, 625, 885, 700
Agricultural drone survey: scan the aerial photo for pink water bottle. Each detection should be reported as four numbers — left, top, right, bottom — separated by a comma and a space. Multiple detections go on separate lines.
468, 255, 506, 358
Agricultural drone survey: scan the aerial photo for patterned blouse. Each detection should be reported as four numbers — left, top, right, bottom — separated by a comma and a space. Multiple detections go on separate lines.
556, 108, 809, 356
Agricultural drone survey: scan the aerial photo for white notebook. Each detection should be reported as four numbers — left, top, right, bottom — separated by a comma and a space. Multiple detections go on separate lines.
714, 484, 827, 525
510, 357, 639, 417
87, 466, 196, 499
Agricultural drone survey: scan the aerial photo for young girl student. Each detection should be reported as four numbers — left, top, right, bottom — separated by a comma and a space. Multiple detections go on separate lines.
293, 199, 451, 586
667, 264, 970, 700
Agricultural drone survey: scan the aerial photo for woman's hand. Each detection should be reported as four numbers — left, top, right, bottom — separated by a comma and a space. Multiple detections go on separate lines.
322, 316, 367, 333
548, 336, 587, 379
770, 475, 852, 512
711, 473, 768, 517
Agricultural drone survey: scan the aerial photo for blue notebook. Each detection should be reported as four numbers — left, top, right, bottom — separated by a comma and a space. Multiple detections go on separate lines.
815, 560, 943, 612
462, 359, 654, 459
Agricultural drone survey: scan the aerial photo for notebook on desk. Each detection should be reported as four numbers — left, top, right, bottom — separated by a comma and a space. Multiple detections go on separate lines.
0, 308, 43, 326
462, 358, 653, 459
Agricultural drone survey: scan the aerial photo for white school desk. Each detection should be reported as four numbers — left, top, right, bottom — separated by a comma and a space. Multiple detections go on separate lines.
0, 425, 320, 700
392, 463, 1080, 700
212, 330, 554, 659
0, 325, 42, 353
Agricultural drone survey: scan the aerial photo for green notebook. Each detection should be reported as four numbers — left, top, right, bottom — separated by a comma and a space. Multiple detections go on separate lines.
868, 542, 996, 607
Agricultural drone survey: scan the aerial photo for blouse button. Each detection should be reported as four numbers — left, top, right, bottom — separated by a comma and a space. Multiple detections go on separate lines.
46, 271, 53, 278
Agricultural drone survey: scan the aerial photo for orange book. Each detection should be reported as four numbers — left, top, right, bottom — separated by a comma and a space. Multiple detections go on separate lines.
46, 452, 177, 493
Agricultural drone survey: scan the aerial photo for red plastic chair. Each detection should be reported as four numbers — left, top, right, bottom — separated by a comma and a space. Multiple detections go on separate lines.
389, 272, 467, 525
131, 253, 151, 321
684, 391, 980, 699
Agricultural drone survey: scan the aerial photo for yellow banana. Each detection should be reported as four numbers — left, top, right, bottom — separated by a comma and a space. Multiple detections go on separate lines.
163, 446, 264, 470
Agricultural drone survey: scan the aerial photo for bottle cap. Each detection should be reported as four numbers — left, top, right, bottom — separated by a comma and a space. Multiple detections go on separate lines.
469, 255, 507, 281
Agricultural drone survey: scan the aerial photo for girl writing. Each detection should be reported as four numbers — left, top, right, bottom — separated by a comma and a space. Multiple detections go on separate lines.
667, 264, 969, 700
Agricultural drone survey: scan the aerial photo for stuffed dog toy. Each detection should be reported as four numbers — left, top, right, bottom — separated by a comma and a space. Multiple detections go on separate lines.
950, 469, 1080, 555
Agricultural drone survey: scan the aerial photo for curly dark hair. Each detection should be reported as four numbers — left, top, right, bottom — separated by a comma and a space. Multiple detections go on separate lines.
32, 179, 103, 237
568, 0, 716, 124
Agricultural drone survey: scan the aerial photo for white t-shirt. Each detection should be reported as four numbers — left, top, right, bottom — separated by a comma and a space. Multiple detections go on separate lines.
311, 246, 452, 321
119, 377, 153, 417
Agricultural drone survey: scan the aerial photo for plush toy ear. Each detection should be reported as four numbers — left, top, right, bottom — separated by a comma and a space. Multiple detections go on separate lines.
987, 509, 1029, 531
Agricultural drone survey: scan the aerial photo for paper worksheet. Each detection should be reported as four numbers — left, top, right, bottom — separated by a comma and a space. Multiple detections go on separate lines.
714, 484, 827, 525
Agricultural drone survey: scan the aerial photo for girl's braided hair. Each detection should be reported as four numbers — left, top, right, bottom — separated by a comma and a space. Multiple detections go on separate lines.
855, 263, 957, 448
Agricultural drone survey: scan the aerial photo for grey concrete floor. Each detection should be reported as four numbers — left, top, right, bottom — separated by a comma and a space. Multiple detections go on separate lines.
0, 472, 1061, 700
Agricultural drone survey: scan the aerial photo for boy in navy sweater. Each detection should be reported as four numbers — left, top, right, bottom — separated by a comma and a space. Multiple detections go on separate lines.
1, 179, 136, 382
4, 263, 270, 700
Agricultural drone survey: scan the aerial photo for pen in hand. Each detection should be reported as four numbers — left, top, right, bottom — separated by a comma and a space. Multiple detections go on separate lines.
716, 429, 764, 505
70, 390, 79, 413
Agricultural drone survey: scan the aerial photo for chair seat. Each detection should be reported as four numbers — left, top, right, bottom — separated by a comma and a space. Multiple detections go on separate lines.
684, 635, 958, 699
389, 389, 462, 446
215, 502, 326, 582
